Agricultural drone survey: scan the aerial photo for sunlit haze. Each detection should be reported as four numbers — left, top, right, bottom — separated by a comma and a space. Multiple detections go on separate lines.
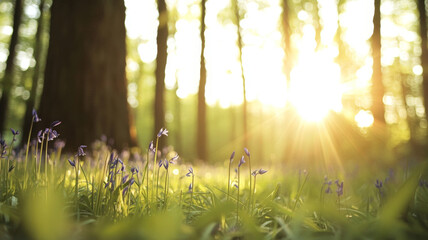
123, 0, 422, 126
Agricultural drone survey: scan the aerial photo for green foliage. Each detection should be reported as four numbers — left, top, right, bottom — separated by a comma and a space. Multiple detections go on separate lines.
1, 130, 428, 240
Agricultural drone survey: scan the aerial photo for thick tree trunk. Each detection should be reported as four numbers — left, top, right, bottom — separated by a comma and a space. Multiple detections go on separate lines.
370, 0, 386, 124
197, 0, 207, 161
417, 0, 428, 131
154, 0, 168, 146
0, 0, 23, 134
21, 0, 46, 144
233, 0, 248, 149
40, 0, 135, 150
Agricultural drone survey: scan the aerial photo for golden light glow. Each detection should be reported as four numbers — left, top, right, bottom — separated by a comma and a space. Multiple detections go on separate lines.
354, 110, 374, 128
289, 50, 343, 122
123, 0, 412, 126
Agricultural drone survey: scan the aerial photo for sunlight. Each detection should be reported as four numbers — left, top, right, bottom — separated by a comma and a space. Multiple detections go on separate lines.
354, 110, 374, 128
289, 50, 343, 122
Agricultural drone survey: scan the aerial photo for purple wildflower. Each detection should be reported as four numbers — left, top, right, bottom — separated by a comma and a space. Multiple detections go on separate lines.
170, 154, 179, 164
0, 139, 7, 158
122, 186, 129, 196
188, 183, 193, 192
234, 183, 239, 189
244, 148, 250, 157
336, 180, 344, 196
76, 145, 87, 157
122, 175, 129, 184
252, 168, 268, 176
10, 128, 19, 136
157, 128, 168, 138
46, 129, 59, 141
375, 179, 383, 189
68, 159, 75, 167
238, 156, 245, 168
37, 130, 44, 143
32, 109, 41, 122
186, 167, 194, 177
50, 120, 61, 128
131, 167, 139, 175
325, 180, 332, 194
230, 151, 235, 163
148, 141, 155, 153
163, 159, 169, 170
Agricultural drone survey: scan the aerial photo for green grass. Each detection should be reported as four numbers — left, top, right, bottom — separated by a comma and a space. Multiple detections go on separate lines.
1, 132, 428, 240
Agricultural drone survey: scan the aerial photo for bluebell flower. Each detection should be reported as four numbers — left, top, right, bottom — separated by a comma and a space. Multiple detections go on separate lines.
0, 139, 7, 158
122, 175, 129, 184
188, 183, 193, 192
68, 159, 75, 167
325, 180, 332, 194
244, 148, 250, 157
336, 180, 344, 196
163, 159, 169, 170
148, 141, 155, 153
10, 128, 19, 136
76, 145, 87, 157
230, 151, 235, 163
158, 159, 164, 168
37, 130, 44, 143
186, 167, 193, 177
251, 168, 268, 176
32, 109, 41, 122
157, 128, 168, 138
375, 179, 383, 189
122, 186, 129, 196
233, 183, 239, 189
50, 120, 61, 128
169, 154, 179, 164
131, 167, 139, 175
46, 129, 59, 141
238, 156, 245, 168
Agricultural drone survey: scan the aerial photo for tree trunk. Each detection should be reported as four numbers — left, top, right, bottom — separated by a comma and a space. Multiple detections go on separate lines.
0, 0, 23, 134
197, 0, 207, 161
370, 0, 385, 124
233, 0, 248, 149
417, 0, 428, 131
39, 0, 135, 151
281, 0, 293, 91
154, 0, 168, 147
313, 0, 322, 50
21, 0, 46, 145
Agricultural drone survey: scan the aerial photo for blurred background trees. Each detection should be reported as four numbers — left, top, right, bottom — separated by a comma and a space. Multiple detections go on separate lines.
0, 0, 427, 165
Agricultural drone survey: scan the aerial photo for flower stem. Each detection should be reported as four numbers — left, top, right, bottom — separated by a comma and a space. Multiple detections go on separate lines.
75, 157, 80, 221
152, 137, 159, 204
24, 118, 34, 181
248, 155, 252, 208
236, 167, 240, 225
145, 150, 150, 214
227, 160, 231, 201
164, 168, 168, 209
